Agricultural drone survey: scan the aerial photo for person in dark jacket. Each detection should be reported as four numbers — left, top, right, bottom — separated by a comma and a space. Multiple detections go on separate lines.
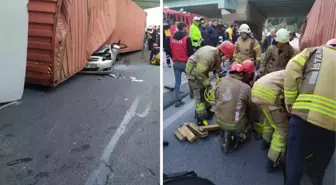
217, 23, 225, 44
166, 22, 195, 106
163, 23, 172, 67
199, 18, 211, 47
262, 28, 276, 52
232, 24, 239, 43
206, 20, 219, 46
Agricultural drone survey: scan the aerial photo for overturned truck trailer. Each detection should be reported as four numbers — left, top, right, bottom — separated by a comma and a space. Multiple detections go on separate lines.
27, 0, 146, 87
299, 0, 336, 50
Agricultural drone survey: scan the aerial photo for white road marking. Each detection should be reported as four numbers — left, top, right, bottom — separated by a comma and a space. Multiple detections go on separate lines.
85, 94, 141, 185
163, 100, 194, 130
0, 101, 20, 110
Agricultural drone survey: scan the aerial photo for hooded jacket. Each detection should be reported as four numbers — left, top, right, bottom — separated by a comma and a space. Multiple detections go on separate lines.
166, 31, 194, 61
207, 25, 219, 46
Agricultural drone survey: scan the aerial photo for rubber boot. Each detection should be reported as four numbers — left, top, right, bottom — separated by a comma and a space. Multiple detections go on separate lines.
197, 118, 208, 126
266, 158, 277, 173
206, 109, 215, 120
261, 139, 271, 150
221, 131, 231, 154
232, 134, 241, 151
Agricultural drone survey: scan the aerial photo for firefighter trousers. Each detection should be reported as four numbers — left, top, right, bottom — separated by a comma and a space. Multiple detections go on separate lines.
188, 78, 211, 119
262, 106, 288, 164
285, 115, 335, 185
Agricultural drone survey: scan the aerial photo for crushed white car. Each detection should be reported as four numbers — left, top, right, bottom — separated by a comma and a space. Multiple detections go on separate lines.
82, 42, 127, 74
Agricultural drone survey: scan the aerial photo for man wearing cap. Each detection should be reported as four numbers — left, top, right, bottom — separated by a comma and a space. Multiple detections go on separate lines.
259, 28, 296, 77
199, 18, 211, 47
189, 16, 203, 50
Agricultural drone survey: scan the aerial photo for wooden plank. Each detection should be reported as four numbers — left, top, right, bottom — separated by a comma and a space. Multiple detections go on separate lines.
199, 124, 220, 132
186, 123, 208, 138
174, 129, 186, 141
179, 125, 197, 142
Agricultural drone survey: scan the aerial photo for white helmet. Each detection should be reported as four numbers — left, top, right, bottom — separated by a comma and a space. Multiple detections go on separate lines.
193, 16, 201, 22
238, 24, 251, 34
275, 28, 290, 43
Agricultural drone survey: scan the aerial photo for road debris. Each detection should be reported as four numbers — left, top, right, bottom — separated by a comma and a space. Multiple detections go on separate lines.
174, 123, 220, 143
71, 144, 90, 153
7, 157, 33, 166
130, 76, 145, 82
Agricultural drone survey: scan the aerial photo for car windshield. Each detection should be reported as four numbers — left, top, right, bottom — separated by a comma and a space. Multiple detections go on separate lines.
92, 45, 109, 56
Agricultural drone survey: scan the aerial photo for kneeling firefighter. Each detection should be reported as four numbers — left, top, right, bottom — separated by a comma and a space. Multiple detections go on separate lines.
150, 43, 160, 65
186, 41, 235, 126
251, 70, 289, 173
215, 60, 256, 154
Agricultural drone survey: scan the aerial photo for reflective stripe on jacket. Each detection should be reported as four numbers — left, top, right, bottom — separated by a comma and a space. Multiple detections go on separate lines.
215, 75, 253, 132
284, 45, 336, 131
233, 36, 261, 64
189, 23, 202, 47
251, 70, 285, 107
186, 46, 221, 86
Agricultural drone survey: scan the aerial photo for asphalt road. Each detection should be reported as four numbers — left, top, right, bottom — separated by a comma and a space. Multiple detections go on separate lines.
0, 57, 160, 185
163, 97, 335, 185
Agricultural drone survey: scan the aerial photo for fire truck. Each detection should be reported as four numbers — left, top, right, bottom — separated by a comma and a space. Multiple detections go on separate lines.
163, 7, 207, 36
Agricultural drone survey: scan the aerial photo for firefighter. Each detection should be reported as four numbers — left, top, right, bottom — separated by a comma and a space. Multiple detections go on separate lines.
189, 16, 203, 50
284, 39, 336, 185
259, 28, 297, 77
233, 24, 261, 65
251, 70, 289, 173
216, 60, 255, 154
150, 43, 160, 65
186, 41, 235, 126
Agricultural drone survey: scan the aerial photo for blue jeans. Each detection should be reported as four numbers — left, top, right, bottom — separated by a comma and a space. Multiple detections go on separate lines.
285, 115, 335, 185
173, 61, 192, 101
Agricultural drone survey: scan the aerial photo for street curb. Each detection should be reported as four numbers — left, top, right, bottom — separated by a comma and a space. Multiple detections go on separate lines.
163, 80, 190, 110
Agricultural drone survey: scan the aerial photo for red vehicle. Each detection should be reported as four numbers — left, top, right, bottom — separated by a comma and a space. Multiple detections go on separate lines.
163, 7, 207, 35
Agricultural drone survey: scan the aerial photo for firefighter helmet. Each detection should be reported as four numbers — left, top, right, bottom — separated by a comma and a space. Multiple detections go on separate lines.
219, 41, 235, 57
229, 62, 242, 73
240, 60, 255, 75
238, 24, 251, 34
275, 28, 290, 43
327, 38, 336, 46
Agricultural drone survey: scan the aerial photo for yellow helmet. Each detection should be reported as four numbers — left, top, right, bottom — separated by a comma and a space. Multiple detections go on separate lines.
275, 28, 290, 43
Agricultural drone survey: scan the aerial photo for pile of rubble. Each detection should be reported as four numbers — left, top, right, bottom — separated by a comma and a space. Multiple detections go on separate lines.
174, 123, 220, 142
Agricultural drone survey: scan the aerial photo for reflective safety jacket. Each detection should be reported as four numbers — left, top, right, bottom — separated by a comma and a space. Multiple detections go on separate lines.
189, 23, 202, 48
259, 44, 296, 76
284, 45, 336, 131
251, 70, 286, 107
233, 36, 261, 64
186, 46, 221, 86
215, 75, 253, 131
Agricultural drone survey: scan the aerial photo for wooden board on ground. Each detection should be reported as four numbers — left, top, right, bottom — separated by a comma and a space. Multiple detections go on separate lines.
179, 125, 197, 142
199, 124, 220, 132
185, 123, 208, 138
174, 129, 186, 141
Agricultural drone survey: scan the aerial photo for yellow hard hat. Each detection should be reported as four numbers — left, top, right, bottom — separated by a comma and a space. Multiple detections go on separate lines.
275, 28, 290, 43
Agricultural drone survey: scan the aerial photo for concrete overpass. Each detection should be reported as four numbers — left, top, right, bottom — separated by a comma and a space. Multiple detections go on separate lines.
164, 0, 315, 39
133, 0, 160, 9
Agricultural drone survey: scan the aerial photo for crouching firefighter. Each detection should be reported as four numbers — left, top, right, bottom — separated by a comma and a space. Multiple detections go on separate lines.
251, 70, 289, 173
215, 60, 256, 154
186, 41, 235, 126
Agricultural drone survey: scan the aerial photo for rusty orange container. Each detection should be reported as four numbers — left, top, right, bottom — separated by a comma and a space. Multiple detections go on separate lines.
300, 0, 336, 50
106, 0, 147, 53
27, 0, 145, 87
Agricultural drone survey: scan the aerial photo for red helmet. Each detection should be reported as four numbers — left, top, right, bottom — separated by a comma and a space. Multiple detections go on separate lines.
327, 38, 336, 46
219, 41, 235, 57
240, 60, 255, 75
229, 62, 242, 73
